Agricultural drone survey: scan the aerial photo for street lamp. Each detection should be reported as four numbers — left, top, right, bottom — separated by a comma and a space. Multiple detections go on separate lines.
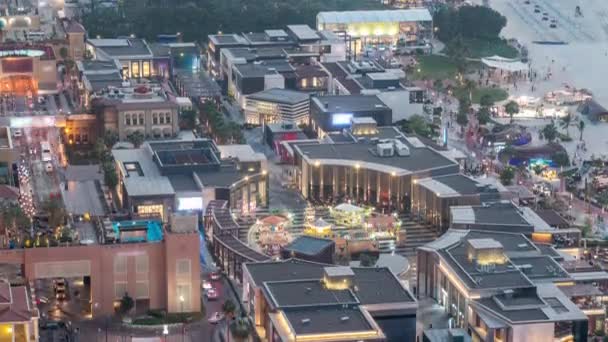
179, 295, 185, 313
162, 324, 169, 342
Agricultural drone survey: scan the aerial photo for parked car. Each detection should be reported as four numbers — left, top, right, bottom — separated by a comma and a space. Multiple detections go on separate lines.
208, 312, 223, 324
210, 272, 221, 281
55, 289, 66, 301
201, 280, 212, 290
45, 162, 53, 173
54, 278, 66, 291
206, 288, 219, 300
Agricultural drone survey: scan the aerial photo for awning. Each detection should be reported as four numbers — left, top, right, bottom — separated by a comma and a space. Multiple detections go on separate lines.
481, 55, 529, 72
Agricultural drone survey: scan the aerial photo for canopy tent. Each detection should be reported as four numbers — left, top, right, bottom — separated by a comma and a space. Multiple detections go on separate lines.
334, 203, 364, 213
311, 218, 332, 230
481, 55, 529, 72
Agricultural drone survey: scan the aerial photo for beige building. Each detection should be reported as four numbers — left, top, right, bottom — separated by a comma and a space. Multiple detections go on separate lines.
0, 212, 201, 317
0, 281, 39, 342
92, 83, 179, 141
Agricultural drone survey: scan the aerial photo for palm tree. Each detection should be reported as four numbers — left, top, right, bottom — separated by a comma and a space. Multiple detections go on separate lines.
504, 101, 520, 123
578, 119, 586, 141
462, 79, 476, 103
541, 122, 559, 143
560, 113, 572, 137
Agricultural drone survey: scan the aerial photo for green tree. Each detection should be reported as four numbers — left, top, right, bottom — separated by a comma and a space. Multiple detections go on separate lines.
94, 141, 108, 163
407, 115, 432, 137
59, 47, 69, 60
477, 106, 491, 125
559, 113, 572, 137
230, 315, 252, 342
103, 130, 119, 149
541, 122, 558, 143
500, 166, 515, 185
551, 151, 570, 167
119, 293, 134, 314
504, 101, 519, 123
578, 119, 585, 141
104, 165, 119, 189
456, 111, 469, 134
127, 130, 145, 148
181, 109, 198, 130
479, 94, 495, 108
462, 79, 476, 103
42, 199, 67, 229
222, 299, 237, 319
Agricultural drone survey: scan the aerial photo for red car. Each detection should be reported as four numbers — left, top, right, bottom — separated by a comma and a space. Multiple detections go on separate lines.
210, 272, 221, 281
206, 288, 219, 300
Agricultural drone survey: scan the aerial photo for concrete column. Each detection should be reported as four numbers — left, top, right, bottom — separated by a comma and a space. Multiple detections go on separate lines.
333, 166, 338, 198
376, 172, 381, 203
319, 165, 324, 200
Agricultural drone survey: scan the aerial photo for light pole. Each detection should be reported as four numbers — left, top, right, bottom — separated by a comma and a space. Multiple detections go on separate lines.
179, 295, 184, 313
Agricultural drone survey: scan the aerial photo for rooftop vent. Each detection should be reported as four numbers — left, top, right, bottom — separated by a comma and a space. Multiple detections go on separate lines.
305, 287, 312, 293
340, 316, 350, 322
517, 243, 528, 249
503, 289, 514, 299
301, 318, 310, 324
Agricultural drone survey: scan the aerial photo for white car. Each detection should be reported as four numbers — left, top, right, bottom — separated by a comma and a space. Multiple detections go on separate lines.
207, 312, 223, 324
45, 162, 53, 173
12, 129, 22, 138
201, 280, 212, 290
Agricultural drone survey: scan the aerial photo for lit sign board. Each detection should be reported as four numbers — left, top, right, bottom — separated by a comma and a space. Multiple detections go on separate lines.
0, 49, 45, 58
178, 197, 203, 211
332, 113, 353, 126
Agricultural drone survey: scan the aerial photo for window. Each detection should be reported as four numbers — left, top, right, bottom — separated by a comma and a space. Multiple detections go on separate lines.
136, 281, 149, 299
114, 255, 127, 274
125, 114, 131, 126
131, 61, 140, 78
114, 282, 128, 299
136, 254, 148, 273
152, 113, 158, 125
138, 113, 144, 125
159, 114, 165, 124
142, 61, 150, 77
165, 113, 171, 124
177, 259, 191, 276
176, 283, 192, 311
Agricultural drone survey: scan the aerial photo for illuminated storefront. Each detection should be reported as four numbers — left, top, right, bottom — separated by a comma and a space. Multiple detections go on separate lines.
317, 9, 433, 52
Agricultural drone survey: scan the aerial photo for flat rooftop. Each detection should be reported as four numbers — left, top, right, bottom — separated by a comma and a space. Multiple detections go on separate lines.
209, 34, 248, 46
317, 8, 433, 24
282, 306, 375, 336
287, 25, 321, 41
312, 95, 388, 113
89, 38, 153, 57
265, 280, 358, 308
247, 88, 310, 105
295, 128, 458, 174
283, 236, 334, 256
416, 174, 483, 198
234, 60, 294, 77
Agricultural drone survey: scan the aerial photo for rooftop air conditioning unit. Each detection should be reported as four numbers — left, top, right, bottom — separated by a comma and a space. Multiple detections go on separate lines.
377, 143, 394, 157
394, 140, 410, 156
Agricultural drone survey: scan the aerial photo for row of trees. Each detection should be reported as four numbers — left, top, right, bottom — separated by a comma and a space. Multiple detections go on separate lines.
82, 0, 382, 43
433, 5, 507, 43
95, 131, 121, 189
201, 102, 245, 144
